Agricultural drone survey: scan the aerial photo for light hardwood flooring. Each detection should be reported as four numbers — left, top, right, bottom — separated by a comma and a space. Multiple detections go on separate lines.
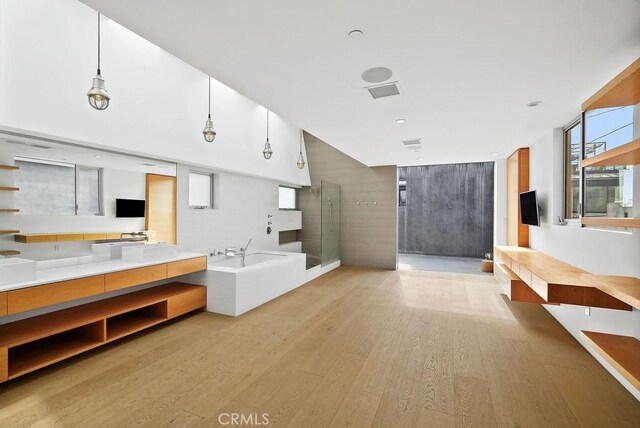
0, 266, 639, 427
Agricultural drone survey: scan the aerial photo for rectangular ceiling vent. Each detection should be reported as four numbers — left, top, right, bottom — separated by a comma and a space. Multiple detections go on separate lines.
402, 139, 421, 146
365, 82, 401, 99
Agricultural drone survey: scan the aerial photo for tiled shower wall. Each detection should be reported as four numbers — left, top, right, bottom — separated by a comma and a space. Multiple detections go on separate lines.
299, 132, 397, 269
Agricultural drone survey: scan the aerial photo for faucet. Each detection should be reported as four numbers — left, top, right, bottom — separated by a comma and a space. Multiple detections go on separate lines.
120, 231, 149, 242
240, 238, 252, 267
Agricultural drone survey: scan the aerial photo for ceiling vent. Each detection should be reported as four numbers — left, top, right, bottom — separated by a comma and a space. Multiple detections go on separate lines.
30, 144, 52, 149
365, 82, 400, 99
402, 139, 421, 146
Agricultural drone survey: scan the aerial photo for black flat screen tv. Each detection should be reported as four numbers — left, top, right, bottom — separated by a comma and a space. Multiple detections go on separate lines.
116, 199, 145, 218
519, 190, 540, 226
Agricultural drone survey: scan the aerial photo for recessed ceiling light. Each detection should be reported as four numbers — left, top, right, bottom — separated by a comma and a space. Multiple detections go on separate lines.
395, 119, 407, 124
417, 157, 423, 161
526, 101, 542, 107
347, 29, 364, 39
94, 155, 102, 158
490, 152, 499, 156
361, 67, 393, 84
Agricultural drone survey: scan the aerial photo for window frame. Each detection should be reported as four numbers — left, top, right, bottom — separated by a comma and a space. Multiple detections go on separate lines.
562, 115, 582, 225
75, 165, 104, 216
14, 157, 104, 216
188, 171, 214, 209
278, 185, 298, 211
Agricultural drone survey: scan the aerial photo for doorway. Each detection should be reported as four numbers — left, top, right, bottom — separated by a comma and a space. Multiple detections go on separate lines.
397, 162, 494, 274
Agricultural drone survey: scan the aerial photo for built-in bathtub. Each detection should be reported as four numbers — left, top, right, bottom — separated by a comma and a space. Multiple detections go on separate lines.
183, 251, 307, 316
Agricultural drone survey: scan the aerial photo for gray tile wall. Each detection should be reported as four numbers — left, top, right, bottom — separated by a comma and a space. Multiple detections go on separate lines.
300, 132, 398, 269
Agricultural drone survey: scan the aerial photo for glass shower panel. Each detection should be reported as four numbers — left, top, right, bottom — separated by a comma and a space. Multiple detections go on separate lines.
321, 180, 340, 266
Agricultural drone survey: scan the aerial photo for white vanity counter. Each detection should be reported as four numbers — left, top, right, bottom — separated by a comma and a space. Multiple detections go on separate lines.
0, 252, 205, 293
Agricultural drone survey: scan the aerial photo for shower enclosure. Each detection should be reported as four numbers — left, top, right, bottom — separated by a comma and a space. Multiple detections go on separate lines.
320, 180, 340, 266
298, 180, 340, 269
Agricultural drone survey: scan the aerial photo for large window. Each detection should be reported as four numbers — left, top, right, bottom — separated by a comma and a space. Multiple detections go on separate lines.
563, 106, 634, 222
188, 172, 213, 209
14, 158, 102, 215
278, 186, 297, 210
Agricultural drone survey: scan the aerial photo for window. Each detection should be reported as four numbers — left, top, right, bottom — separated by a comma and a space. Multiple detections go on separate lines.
398, 179, 407, 207
562, 106, 634, 223
564, 119, 581, 220
14, 158, 102, 215
278, 186, 297, 210
189, 172, 213, 208
583, 107, 634, 219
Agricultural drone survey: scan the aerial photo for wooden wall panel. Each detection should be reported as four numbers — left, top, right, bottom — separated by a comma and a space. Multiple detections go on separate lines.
506, 148, 529, 247
145, 174, 177, 245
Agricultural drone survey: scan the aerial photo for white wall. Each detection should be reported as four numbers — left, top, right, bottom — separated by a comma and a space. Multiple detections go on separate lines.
0, 0, 310, 187
176, 164, 300, 254
527, 117, 640, 399
493, 158, 507, 246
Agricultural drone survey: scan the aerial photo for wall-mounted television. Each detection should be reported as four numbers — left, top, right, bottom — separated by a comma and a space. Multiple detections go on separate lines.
519, 190, 540, 226
116, 198, 145, 218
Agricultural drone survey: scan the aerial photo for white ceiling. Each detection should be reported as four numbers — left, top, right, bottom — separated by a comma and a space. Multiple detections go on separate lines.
80, 0, 640, 166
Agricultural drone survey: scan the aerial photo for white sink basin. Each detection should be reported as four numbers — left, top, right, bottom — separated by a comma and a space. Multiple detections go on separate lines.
121, 244, 178, 263
92, 242, 144, 260
0, 258, 37, 285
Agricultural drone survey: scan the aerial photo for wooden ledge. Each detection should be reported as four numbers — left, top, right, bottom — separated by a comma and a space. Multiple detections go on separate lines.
581, 274, 640, 310
582, 58, 640, 111
581, 331, 640, 391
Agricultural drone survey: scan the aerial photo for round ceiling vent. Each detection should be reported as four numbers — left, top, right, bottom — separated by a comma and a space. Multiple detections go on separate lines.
361, 67, 393, 84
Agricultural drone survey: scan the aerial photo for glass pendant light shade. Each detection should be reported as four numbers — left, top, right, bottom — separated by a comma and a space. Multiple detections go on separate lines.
87, 74, 110, 110
296, 129, 305, 169
263, 141, 273, 159
203, 77, 216, 142
87, 13, 109, 111
203, 115, 216, 142
263, 110, 273, 159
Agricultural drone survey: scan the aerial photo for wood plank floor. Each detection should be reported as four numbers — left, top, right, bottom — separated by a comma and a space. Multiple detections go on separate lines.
0, 266, 638, 427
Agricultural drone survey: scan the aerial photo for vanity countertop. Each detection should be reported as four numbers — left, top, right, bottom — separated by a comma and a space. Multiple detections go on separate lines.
0, 252, 206, 293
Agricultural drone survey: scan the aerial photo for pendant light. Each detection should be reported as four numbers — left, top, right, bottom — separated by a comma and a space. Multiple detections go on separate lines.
202, 77, 217, 142
263, 110, 273, 159
87, 13, 110, 110
297, 129, 306, 169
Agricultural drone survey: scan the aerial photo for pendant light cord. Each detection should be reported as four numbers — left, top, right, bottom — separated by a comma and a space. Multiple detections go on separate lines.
208, 77, 211, 119
299, 130, 303, 154
266, 110, 270, 143
97, 13, 101, 75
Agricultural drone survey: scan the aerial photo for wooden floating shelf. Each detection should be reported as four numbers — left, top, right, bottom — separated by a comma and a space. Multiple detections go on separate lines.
0, 209, 19, 213
582, 58, 640, 111
581, 274, 640, 310
0, 282, 206, 382
580, 138, 640, 168
0, 230, 20, 235
15, 232, 132, 244
0, 187, 19, 192
581, 217, 640, 229
494, 246, 631, 311
580, 331, 640, 391
0, 250, 20, 256
0, 165, 19, 171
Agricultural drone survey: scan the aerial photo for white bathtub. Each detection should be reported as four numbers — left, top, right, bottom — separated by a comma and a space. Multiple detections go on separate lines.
183, 251, 307, 316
